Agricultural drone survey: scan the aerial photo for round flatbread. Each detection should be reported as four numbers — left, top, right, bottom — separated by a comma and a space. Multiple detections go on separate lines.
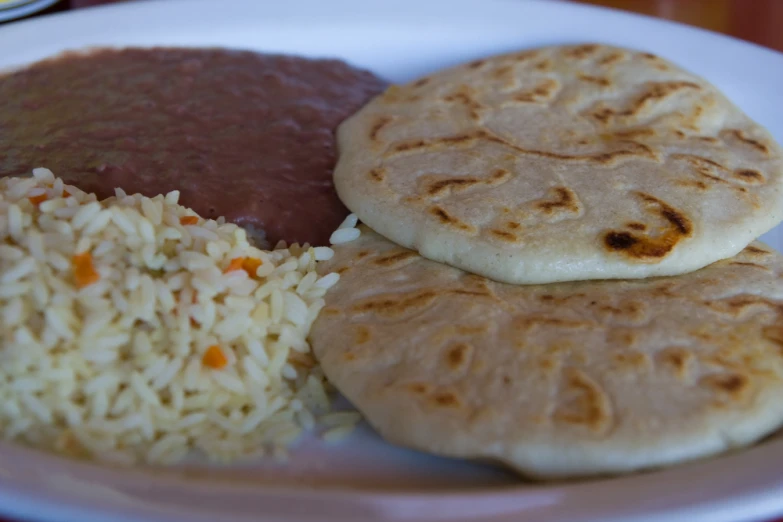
310, 226, 783, 479
333, 44, 783, 284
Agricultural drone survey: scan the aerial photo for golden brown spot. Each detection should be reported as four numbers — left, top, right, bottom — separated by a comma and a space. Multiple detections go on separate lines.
730, 262, 769, 270
726, 129, 770, 155
335, 266, 351, 275
372, 250, 417, 267
408, 383, 430, 395
356, 250, 371, 259
607, 328, 638, 348
468, 59, 485, 69
578, 74, 611, 87
288, 352, 316, 369
627, 222, 646, 231
535, 186, 582, 215
489, 229, 520, 242
352, 290, 438, 317
733, 169, 765, 184
514, 50, 539, 62
762, 325, 783, 356
534, 59, 552, 72
604, 232, 638, 250
450, 288, 492, 298
514, 316, 593, 331
502, 375, 512, 385
598, 51, 625, 66
672, 154, 730, 185
565, 44, 600, 59
393, 139, 428, 153
354, 325, 371, 345
641, 52, 657, 60
612, 350, 650, 369
425, 177, 481, 197
443, 87, 484, 120
744, 245, 770, 256
589, 81, 700, 124
446, 343, 472, 370
421, 128, 656, 165
698, 136, 718, 143
368, 168, 386, 182
432, 391, 461, 408
538, 356, 558, 372
651, 283, 677, 298
413, 77, 430, 88
369, 116, 392, 142
658, 347, 692, 379
611, 128, 657, 140
602, 192, 693, 261
511, 78, 559, 103
596, 301, 649, 325
677, 154, 727, 171
422, 169, 510, 199
677, 179, 709, 190
429, 206, 476, 232
489, 168, 511, 183
700, 373, 750, 398
675, 130, 687, 139
554, 368, 612, 433
707, 296, 777, 321
492, 65, 513, 79
506, 221, 521, 230
321, 307, 341, 316
440, 134, 477, 145
343, 352, 356, 361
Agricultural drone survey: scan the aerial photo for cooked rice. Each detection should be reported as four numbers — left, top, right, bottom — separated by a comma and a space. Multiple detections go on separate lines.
0, 168, 361, 465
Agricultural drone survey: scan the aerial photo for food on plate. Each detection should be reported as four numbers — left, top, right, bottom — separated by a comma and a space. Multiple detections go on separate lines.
333, 43, 783, 284
310, 223, 783, 479
4, 39, 783, 480
0, 168, 358, 465
0, 47, 387, 246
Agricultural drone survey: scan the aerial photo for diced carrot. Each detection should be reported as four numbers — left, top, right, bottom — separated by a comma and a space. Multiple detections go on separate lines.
28, 193, 48, 205
202, 345, 228, 369
180, 215, 199, 225
45, 183, 69, 198
223, 257, 246, 273
242, 257, 263, 277
72, 252, 100, 288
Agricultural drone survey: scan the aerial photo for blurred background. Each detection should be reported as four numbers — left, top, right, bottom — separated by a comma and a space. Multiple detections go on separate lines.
1, 0, 782, 53
577, 0, 782, 51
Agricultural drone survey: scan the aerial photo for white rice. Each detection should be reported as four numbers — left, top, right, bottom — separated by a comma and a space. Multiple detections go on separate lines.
0, 169, 362, 465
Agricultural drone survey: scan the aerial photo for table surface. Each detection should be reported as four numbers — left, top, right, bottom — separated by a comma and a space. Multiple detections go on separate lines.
3, 0, 783, 521
21, 0, 783, 55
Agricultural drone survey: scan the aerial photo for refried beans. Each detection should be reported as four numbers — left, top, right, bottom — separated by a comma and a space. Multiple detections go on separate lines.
0, 47, 387, 246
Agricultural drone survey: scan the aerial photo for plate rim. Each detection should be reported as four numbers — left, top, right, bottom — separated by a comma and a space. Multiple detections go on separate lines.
1, 1, 783, 521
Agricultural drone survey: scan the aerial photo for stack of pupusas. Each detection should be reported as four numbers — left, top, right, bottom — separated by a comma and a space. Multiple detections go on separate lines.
309, 44, 783, 479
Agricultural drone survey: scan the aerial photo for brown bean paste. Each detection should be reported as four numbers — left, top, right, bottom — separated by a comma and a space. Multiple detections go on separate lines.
0, 47, 387, 245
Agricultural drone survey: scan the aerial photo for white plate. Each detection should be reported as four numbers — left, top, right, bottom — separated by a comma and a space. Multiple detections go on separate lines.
2, 1, 783, 521
0, 0, 60, 22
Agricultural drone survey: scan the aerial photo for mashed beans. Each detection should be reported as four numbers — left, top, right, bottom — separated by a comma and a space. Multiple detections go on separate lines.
0, 47, 387, 246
